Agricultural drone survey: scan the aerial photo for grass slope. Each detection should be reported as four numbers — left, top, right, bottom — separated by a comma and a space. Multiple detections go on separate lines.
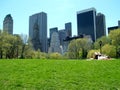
0, 59, 120, 90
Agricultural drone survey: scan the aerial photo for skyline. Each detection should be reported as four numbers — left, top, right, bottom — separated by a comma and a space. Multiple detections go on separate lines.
0, 0, 120, 37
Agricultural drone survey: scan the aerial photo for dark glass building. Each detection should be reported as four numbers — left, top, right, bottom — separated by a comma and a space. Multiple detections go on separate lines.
108, 21, 120, 34
96, 13, 106, 39
50, 27, 58, 40
3, 14, 13, 34
65, 22, 72, 37
108, 26, 118, 34
29, 12, 48, 52
118, 20, 120, 28
77, 8, 96, 41
58, 29, 67, 46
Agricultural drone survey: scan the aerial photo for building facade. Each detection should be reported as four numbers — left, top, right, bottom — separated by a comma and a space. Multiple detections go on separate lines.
29, 12, 48, 52
59, 29, 67, 46
108, 26, 119, 34
108, 21, 120, 34
77, 8, 107, 41
49, 22, 72, 54
77, 8, 96, 41
96, 13, 106, 39
49, 27, 58, 42
65, 22, 72, 37
3, 14, 13, 34
48, 31, 62, 54
118, 20, 120, 28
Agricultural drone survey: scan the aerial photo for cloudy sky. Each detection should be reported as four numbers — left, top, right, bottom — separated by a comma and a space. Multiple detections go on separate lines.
0, 0, 120, 37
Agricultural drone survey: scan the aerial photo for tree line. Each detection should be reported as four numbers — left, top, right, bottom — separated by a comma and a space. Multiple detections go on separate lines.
0, 28, 120, 59
0, 30, 63, 59
67, 28, 120, 59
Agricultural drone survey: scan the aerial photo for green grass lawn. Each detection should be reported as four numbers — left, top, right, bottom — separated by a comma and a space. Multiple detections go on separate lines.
0, 59, 120, 90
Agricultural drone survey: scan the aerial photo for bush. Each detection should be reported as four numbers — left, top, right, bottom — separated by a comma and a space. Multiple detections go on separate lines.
24, 49, 47, 59
87, 50, 99, 59
102, 44, 116, 58
48, 52, 63, 59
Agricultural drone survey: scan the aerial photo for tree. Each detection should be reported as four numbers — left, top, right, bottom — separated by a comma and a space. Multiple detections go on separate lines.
102, 44, 116, 58
87, 49, 99, 59
0, 31, 23, 59
0, 30, 48, 59
109, 29, 120, 58
15, 35, 23, 58
0, 31, 16, 58
0, 30, 4, 58
94, 36, 110, 49
67, 40, 77, 59
68, 38, 92, 59
20, 34, 28, 58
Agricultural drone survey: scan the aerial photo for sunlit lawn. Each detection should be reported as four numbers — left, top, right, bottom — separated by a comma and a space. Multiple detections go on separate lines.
0, 59, 120, 90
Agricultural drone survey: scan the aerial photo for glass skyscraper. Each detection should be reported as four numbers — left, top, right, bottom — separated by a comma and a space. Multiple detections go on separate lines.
59, 29, 67, 46
50, 27, 58, 41
118, 20, 120, 28
29, 12, 48, 52
65, 22, 72, 37
3, 14, 13, 35
77, 8, 106, 41
96, 13, 106, 39
77, 8, 96, 41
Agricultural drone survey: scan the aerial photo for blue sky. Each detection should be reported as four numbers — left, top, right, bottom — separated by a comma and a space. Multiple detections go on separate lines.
0, 0, 120, 37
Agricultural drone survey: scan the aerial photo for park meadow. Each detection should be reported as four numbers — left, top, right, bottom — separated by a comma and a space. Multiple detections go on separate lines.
0, 59, 120, 90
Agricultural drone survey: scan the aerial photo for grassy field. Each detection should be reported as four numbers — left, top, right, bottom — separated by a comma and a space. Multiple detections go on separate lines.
0, 59, 120, 90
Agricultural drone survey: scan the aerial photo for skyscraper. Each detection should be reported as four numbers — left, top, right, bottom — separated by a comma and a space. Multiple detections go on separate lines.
29, 12, 47, 52
50, 27, 58, 41
65, 22, 72, 37
96, 13, 106, 39
118, 20, 120, 28
48, 31, 62, 54
3, 14, 13, 34
77, 8, 96, 41
59, 29, 67, 46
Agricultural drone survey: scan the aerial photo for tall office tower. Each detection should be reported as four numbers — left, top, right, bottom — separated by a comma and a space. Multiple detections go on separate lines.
59, 29, 67, 46
96, 13, 106, 39
48, 31, 62, 54
50, 27, 58, 41
118, 20, 120, 28
3, 14, 13, 34
29, 12, 47, 52
77, 8, 96, 41
65, 22, 72, 37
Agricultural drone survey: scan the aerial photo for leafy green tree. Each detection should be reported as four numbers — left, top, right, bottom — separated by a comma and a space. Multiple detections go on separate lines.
102, 44, 116, 58
94, 36, 110, 49
0, 31, 23, 59
87, 49, 99, 59
67, 40, 77, 59
24, 49, 35, 59
23, 38, 35, 59
0, 30, 4, 58
68, 38, 92, 59
20, 34, 28, 59
0, 31, 15, 58
15, 35, 23, 58
109, 29, 120, 58
0, 30, 48, 59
